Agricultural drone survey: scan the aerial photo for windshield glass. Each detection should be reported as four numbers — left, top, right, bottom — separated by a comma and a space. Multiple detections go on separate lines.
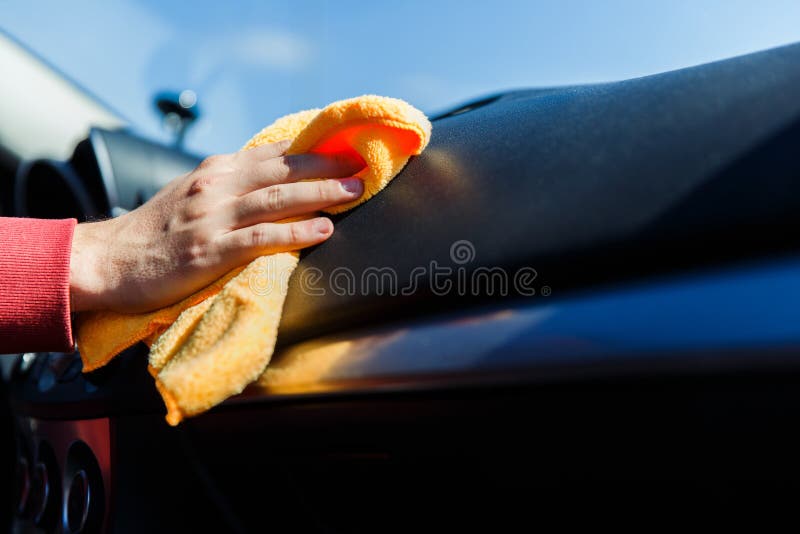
4, 0, 800, 155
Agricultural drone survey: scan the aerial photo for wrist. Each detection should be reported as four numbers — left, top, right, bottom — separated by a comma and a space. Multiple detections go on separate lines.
69, 221, 113, 312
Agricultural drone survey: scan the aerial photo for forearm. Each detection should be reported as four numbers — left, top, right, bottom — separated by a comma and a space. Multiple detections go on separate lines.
0, 217, 77, 353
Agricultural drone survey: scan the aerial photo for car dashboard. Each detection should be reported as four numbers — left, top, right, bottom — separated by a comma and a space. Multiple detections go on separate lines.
4, 41, 800, 532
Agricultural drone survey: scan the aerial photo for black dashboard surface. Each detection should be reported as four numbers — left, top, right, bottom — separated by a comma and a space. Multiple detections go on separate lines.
277, 42, 800, 346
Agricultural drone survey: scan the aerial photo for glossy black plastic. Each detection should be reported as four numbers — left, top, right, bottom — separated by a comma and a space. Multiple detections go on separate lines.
278, 42, 800, 345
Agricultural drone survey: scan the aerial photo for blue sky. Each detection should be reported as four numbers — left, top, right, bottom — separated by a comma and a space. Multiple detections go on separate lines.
4, 0, 800, 155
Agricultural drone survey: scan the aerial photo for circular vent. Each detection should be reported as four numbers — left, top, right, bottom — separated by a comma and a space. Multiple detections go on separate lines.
15, 159, 98, 221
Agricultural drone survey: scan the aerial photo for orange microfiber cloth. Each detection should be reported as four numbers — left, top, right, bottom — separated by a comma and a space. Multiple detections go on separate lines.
76, 95, 431, 425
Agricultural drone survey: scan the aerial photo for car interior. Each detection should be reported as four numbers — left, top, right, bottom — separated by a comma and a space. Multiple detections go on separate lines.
2, 30, 800, 533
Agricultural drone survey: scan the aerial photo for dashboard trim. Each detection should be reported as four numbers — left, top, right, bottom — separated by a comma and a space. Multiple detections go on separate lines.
88, 128, 120, 212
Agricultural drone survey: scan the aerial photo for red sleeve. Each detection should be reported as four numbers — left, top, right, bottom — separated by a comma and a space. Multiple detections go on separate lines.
0, 217, 77, 353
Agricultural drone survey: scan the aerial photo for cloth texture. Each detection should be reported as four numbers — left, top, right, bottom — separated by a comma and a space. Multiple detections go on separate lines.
76, 95, 431, 425
0, 217, 77, 353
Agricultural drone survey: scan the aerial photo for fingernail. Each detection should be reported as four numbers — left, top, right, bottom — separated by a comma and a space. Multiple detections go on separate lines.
314, 218, 332, 235
339, 178, 364, 195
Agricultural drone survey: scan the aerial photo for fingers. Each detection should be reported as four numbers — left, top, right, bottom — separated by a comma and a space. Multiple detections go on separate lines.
218, 217, 334, 261
232, 178, 364, 227
236, 151, 365, 194
239, 139, 292, 161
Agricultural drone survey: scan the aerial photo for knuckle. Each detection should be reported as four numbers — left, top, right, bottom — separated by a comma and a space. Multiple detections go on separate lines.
265, 187, 286, 211
269, 156, 293, 180
288, 222, 303, 245
249, 226, 269, 248
198, 154, 227, 170
182, 203, 209, 222
265, 139, 291, 157
316, 181, 333, 202
181, 240, 209, 266
283, 154, 306, 178
187, 175, 218, 196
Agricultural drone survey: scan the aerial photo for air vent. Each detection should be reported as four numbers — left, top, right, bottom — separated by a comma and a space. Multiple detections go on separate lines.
14, 159, 98, 221
63, 440, 104, 534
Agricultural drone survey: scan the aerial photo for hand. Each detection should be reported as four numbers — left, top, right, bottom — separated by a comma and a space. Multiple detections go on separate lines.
69, 140, 364, 313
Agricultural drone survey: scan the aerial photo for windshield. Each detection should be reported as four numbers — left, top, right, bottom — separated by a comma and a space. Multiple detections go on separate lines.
4, 0, 800, 155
